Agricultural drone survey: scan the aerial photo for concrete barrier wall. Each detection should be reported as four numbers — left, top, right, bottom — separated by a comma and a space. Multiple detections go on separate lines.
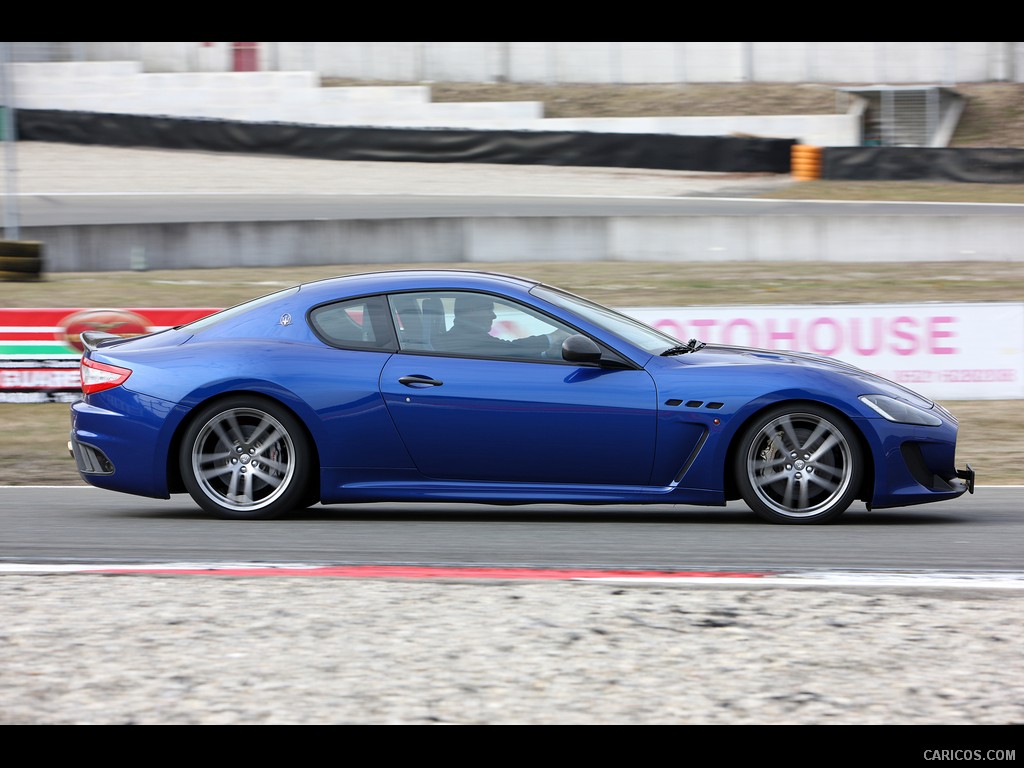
24, 211, 1024, 274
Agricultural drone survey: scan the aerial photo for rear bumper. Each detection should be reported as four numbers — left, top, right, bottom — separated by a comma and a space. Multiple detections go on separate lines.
68, 432, 115, 476
70, 395, 175, 499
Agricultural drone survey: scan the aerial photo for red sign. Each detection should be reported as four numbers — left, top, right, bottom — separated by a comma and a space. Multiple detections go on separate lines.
233, 42, 260, 72
59, 309, 154, 353
1, 308, 219, 403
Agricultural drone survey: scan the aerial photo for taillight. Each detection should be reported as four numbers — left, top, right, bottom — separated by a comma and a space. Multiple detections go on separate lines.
81, 358, 132, 395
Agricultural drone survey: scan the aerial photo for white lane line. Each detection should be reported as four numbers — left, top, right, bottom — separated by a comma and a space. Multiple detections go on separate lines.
1, 563, 1023, 589
582, 573, 1024, 589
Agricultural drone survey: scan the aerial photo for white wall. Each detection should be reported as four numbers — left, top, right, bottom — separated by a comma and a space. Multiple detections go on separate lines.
76, 42, 1023, 83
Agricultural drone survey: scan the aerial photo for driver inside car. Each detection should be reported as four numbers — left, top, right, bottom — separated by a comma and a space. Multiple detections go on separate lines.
441, 294, 568, 359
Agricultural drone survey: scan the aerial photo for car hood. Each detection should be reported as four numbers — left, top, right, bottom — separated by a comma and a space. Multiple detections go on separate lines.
674, 344, 936, 409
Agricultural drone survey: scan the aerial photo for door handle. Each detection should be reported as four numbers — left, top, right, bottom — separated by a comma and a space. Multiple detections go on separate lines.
399, 375, 444, 388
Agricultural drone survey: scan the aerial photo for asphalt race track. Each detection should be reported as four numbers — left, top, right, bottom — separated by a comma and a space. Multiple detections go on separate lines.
2, 486, 1021, 573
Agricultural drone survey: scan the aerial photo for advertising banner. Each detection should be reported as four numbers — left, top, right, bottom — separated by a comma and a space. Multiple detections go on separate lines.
1, 308, 218, 403
3, 303, 1022, 402
625, 303, 1024, 401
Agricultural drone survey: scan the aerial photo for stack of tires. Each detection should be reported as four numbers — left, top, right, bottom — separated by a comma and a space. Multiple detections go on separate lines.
791, 145, 823, 181
0, 241, 43, 281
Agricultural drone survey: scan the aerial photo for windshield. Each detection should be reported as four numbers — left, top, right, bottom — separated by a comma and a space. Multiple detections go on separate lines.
532, 285, 682, 355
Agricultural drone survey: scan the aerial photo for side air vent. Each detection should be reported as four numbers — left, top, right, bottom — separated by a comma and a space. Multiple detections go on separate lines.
664, 400, 726, 411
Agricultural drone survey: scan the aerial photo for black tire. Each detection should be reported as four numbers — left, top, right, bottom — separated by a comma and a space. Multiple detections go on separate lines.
298, 485, 322, 511
0, 270, 42, 283
0, 241, 43, 258
735, 404, 863, 525
0, 255, 43, 274
180, 396, 313, 520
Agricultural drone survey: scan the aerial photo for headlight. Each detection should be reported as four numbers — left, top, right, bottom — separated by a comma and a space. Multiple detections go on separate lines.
859, 395, 943, 426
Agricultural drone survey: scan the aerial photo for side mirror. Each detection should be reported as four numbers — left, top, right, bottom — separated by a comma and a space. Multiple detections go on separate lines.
562, 334, 603, 365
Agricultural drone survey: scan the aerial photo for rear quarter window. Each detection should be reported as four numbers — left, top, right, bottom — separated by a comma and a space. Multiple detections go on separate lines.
309, 295, 397, 352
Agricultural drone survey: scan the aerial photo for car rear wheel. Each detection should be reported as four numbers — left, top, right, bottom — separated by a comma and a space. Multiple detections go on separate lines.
736, 405, 863, 525
180, 396, 312, 520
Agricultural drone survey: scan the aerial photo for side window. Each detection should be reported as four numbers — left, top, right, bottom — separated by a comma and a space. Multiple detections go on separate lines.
389, 294, 445, 352
310, 295, 396, 352
389, 291, 574, 362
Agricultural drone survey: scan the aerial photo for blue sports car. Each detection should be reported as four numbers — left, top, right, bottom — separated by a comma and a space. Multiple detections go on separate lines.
70, 270, 974, 524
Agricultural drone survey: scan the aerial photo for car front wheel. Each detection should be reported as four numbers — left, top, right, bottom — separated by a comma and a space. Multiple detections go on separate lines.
180, 396, 312, 520
736, 405, 863, 525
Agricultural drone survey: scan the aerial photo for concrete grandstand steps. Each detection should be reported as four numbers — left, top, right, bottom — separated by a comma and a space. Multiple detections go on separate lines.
317, 85, 431, 105
9, 61, 544, 126
7, 61, 862, 145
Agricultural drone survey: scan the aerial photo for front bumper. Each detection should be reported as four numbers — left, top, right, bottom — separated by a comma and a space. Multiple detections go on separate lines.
860, 409, 975, 510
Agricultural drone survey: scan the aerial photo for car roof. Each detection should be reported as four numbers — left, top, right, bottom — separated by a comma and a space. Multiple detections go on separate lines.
296, 269, 543, 302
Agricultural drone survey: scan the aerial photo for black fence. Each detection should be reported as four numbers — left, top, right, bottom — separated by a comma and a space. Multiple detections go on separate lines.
17, 109, 1024, 183
16, 109, 797, 174
823, 147, 1024, 184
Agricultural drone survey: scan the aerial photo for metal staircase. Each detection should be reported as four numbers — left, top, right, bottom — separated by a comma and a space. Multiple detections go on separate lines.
839, 86, 966, 147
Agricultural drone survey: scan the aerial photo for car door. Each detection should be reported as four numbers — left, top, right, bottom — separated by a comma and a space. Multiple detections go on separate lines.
379, 291, 658, 486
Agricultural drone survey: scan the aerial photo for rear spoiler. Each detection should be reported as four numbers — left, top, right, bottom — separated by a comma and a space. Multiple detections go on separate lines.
80, 331, 127, 353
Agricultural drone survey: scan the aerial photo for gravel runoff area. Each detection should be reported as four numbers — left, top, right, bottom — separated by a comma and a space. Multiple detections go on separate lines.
1, 575, 1022, 726
4, 144, 1022, 726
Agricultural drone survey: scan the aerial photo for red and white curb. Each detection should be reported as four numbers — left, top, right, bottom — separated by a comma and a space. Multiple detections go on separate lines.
2, 563, 1023, 589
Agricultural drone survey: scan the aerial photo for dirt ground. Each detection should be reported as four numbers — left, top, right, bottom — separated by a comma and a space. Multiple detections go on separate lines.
5, 261, 1024, 311
328, 80, 1024, 148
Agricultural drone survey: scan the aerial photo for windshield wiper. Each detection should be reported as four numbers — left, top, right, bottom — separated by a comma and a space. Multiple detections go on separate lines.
661, 339, 707, 356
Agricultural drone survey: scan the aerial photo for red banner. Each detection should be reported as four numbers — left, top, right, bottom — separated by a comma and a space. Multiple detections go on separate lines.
1, 308, 219, 403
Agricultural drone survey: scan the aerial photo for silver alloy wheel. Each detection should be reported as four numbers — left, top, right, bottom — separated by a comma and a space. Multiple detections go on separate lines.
744, 411, 855, 519
190, 406, 297, 514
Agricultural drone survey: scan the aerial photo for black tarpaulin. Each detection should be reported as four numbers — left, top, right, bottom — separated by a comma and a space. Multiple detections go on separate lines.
16, 109, 797, 174
823, 147, 1024, 184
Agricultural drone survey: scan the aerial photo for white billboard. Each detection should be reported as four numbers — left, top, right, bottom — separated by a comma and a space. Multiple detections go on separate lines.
624, 303, 1024, 401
